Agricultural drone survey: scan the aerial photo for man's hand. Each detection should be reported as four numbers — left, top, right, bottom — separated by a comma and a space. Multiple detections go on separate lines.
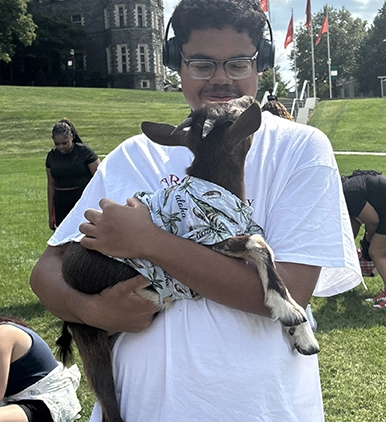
30, 245, 159, 333
83, 275, 159, 333
79, 198, 158, 259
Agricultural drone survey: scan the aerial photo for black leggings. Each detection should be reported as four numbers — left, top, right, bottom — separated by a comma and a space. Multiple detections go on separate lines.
54, 187, 84, 226
14, 400, 53, 422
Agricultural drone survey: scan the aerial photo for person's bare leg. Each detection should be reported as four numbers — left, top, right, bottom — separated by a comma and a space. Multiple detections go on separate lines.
0, 404, 29, 422
350, 217, 361, 239
369, 233, 386, 290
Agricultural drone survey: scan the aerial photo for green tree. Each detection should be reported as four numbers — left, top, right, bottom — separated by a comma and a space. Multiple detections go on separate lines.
292, 7, 367, 97
3, 12, 85, 85
258, 67, 289, 97
0, 0, 36, 62
354, 2, 386, 96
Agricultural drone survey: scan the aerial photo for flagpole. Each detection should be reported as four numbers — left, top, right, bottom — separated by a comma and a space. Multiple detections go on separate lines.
310, 23, 316, 97
306, 0, 317, 98
326, 8, 332, 99
292, 8, 299, 99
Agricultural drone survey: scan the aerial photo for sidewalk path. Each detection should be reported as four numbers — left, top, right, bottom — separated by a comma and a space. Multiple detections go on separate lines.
334, 151, 386, 156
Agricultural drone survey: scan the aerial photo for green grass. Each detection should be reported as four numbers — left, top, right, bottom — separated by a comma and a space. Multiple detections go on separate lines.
309, 98, 386, 153
1, 86, 386, 421
0, 85, 189, 158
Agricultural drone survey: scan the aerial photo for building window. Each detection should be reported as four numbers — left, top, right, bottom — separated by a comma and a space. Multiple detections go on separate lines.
154, 46, 162, 74
138, 44, 148, 72
136, 4, 146, 27
104, 9, 110, 29
117, 44, 129, 73
71, 14, 83, 25
115, 5, 126, 27
106, 47, 112, 75
140, 80, 150, 89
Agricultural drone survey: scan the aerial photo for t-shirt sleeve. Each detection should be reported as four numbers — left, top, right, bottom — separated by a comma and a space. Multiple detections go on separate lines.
48, 168, 107, 245
266, 164, 346, 267
256, 126, 362, 296
82, 144, 99, 164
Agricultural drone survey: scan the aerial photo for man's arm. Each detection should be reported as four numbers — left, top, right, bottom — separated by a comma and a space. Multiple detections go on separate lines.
80, 198, 320, 315
30, 244, 159, 332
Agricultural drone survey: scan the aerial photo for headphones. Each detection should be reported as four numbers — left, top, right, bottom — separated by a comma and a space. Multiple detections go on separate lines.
163, 17, 275, 73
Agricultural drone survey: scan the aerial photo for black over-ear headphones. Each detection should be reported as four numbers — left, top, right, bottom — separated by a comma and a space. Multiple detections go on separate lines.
163, 17, 275, 73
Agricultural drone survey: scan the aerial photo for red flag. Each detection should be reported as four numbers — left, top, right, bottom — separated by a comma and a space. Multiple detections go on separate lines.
284, 14, 293, 49
260, 0, 268, 13
305, 0, 311, 29
315, 15, 328, 45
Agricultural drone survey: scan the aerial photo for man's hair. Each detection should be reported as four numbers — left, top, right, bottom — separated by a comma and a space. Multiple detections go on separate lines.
171, 0, 267, 49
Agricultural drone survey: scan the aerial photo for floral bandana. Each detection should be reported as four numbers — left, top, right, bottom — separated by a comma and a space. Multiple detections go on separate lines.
117, 176, 264, 305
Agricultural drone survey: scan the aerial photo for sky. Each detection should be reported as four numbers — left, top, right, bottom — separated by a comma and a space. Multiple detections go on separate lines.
163, 0, 385, 89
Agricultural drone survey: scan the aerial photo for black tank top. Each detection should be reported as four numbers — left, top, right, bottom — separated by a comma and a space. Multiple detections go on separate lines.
4, 323, 58, 396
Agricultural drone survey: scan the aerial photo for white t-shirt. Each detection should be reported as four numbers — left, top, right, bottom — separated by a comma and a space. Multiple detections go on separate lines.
50, 112, 362, 422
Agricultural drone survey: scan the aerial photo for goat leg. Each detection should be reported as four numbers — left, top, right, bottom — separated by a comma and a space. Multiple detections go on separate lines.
212, 234, 320, 355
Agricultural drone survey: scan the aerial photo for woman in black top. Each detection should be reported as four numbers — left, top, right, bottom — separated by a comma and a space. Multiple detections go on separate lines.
342, 170, 386, 306
0, 317, 81, 422
46, 118, 100, 229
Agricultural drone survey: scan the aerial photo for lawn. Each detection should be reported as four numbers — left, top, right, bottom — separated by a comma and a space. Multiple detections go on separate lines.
1, 86, 386, 421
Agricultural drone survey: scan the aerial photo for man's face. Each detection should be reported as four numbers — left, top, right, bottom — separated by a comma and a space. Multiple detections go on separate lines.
179, 26, 259, 111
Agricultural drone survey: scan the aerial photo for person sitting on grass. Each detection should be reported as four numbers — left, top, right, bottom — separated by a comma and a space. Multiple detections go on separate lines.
0, 316, 81, 422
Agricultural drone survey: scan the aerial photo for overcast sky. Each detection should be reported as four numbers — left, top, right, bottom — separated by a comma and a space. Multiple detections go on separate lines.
163, 0, 384, 89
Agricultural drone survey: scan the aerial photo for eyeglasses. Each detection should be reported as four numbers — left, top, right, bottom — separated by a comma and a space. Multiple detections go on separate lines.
180, 51, 259, 80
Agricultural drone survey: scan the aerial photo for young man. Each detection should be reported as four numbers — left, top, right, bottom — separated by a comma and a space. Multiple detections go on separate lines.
31, 0, 362, 420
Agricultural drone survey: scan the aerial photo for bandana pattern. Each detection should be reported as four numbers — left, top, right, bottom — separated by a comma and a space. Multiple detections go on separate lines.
117, 176, 264, 305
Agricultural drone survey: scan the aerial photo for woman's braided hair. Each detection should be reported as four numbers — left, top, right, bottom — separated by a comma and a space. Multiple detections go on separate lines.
52, 118, 83, 143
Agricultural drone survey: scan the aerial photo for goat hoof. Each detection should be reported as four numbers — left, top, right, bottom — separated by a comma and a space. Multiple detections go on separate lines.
283, 323, 320, 356
295, 343, 320, 356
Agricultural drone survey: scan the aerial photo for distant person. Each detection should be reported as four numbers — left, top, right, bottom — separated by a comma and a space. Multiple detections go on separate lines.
262, 100, 294, 121
46, 118, 100, 230
341, 170, 386, 307
0, 316, 81, 422
267, 87, 277, 101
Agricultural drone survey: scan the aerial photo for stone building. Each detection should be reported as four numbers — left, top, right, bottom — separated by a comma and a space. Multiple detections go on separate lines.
30, 0, 165, 90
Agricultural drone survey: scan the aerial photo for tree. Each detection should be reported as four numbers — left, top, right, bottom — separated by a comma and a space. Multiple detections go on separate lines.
0, 0, 36, 62
292, 7, 367, 97
1, 11, 85, 85
258, 67, 289, 97
354, 2, 386, 96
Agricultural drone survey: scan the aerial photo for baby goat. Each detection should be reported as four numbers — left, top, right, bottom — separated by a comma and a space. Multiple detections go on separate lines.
58, 96, 319, 422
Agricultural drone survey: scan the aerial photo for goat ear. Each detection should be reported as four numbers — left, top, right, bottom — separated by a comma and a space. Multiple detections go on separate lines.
141, 121, 189, 147
228, 102, 262, 142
